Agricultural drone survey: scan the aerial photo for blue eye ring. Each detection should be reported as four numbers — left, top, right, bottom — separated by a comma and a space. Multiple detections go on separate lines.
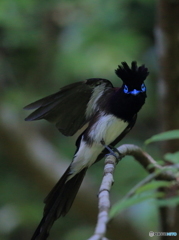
123, 85, 128, 93
141, 83, 146, 92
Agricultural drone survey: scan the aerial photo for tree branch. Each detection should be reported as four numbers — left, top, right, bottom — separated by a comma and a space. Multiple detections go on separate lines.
88, 144, 177, 240
88, 155, 117, 240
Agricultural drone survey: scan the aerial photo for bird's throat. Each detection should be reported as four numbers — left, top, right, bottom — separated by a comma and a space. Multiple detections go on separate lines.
109, 89, 146, 121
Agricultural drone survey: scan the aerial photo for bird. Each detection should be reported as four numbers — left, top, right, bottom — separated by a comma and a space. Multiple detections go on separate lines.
24, 61, 149, 240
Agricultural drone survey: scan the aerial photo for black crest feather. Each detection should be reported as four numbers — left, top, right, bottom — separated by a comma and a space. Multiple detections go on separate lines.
115, 61, 149, 84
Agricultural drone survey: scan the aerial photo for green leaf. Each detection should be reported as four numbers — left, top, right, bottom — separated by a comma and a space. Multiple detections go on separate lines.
136, 181, 171, 194
109, 192, 164, 219
164, 152, 179, 164
145, 130, 179, 145
157, 196, 179, 207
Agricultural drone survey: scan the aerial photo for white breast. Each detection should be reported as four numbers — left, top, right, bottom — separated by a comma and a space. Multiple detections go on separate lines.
68, 113, 128, 180
89, 113, 128, 145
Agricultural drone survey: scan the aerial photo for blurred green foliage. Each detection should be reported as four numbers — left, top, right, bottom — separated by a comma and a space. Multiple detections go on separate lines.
0, 0, 166, 240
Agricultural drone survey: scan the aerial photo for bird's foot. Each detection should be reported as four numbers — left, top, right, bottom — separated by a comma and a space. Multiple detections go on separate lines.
101, 141, 122, 162
108, 145, 123, 159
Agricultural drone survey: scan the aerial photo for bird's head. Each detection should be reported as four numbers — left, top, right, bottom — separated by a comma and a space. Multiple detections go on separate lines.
115, 61, 149, 96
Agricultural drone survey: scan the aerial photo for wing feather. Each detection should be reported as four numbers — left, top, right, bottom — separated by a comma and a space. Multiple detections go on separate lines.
24, 79, 113, 136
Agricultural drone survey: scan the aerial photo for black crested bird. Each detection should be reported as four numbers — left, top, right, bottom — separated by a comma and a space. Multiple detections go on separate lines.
24, 61, 149, 240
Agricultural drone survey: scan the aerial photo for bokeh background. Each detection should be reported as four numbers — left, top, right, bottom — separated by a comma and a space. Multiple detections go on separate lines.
1, 1, 179, 240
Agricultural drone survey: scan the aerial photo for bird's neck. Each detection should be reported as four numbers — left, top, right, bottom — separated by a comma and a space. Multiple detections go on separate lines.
108, 88, 146, 121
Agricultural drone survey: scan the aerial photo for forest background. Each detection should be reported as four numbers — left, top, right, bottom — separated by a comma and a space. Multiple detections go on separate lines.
0, 1, 179, 240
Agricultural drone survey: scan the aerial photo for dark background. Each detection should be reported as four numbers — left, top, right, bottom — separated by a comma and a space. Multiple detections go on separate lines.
1, 1, 178, 240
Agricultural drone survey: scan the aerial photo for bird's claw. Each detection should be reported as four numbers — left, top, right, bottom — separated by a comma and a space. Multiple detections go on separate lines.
101, 141, 122, 162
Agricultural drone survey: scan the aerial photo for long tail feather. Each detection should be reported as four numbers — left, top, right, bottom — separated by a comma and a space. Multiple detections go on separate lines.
31, 167, 87, 240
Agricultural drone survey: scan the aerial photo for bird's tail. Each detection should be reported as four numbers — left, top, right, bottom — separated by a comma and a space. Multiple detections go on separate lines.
31, 166, 87, 240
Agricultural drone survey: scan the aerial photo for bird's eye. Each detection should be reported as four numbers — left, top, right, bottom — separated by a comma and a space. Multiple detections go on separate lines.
141, 83, 146, 92
123, 85, 128, 93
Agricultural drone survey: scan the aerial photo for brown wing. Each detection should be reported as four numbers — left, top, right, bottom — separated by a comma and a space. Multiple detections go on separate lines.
24, 78, 113, 136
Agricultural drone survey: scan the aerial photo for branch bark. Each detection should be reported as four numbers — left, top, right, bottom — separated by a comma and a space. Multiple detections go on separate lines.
88, 145, 177, 240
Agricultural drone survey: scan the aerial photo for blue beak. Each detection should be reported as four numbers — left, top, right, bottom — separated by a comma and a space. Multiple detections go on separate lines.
129, 89, 141, 95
